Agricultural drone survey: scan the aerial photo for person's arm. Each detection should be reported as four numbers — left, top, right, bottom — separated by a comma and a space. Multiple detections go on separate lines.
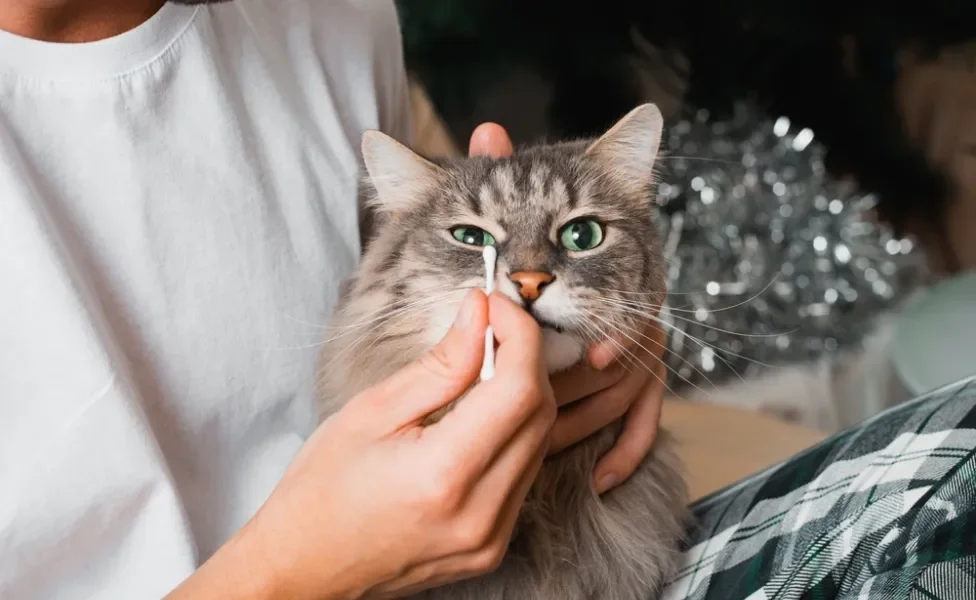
167, 291, 556, 600
163, 525, 280, 599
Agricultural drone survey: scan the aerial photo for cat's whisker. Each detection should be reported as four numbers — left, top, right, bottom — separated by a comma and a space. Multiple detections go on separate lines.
562, 316, 638, 374
596, 297, 787, 340
318, 287, 474, 342
354, 291, 481, 363
604, 312, 723, 392
282, 313, 336, 332
625, 302, 772, 368
582, 309, 689, 400
568, 313, 601, 346
591, 297, 775, 380
594, 328, 643, 374
656, 344, 726, 392
669, 273, 782, 315
298, 296, 450, 352
317, 295, 463, 370
594, 273, 782, 314
656, 155, 739, 165
320, 285, 479, 332
301, 306, 418, 357
652, 316, 750, 386
584, 320, 643, 375
600, 314, 707, 399
587, 311, 681, 398
571, 309, 643, 373
651, 312, 780, 375
596, 286, 752, 298
578, 317, 638, 370
319, 292, 451, 333
593, 297, 785, 343
662, 308, 796, 340
317, 283, 483, 376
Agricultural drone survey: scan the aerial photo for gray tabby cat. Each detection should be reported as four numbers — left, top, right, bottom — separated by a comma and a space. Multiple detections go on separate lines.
318, 103, 689, 600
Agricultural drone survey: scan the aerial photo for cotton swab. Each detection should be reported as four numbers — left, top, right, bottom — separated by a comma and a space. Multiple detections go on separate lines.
480, 245, 497, 381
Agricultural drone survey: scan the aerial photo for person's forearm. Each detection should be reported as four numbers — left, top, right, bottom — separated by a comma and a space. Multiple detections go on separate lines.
165, 514, 358, 600
165, 523, 281, 600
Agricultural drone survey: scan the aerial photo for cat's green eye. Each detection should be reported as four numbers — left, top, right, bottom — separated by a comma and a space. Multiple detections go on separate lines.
559, 219, 604, 252
451, 226, 496, 247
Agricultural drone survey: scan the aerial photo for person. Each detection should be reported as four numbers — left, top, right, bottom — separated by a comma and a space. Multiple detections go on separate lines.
4, 2, 976, 600
0, 2, 665, 598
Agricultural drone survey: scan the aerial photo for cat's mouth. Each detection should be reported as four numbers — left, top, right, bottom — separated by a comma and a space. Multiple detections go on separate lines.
529, 310, 565, 334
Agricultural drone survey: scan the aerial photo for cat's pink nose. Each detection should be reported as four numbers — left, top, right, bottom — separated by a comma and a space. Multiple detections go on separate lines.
509, 271, 554, 301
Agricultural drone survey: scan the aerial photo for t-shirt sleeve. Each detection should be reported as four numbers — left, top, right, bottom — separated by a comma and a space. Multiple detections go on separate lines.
356, 1, 412, 245
372, 1, 412, 147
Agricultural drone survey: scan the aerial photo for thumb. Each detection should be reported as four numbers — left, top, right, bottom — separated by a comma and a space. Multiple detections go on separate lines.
469, 123, 514, 158
358, 289, 488, 431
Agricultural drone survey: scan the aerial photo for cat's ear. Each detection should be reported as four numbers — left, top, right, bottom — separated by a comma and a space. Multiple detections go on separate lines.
361, 130, 444, 213
584, 103, 663, 190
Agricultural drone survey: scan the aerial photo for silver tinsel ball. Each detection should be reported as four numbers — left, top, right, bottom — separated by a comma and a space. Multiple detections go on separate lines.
653, 106, 930, 392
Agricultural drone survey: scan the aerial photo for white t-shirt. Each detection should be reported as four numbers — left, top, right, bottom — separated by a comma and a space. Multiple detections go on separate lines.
0, 2, 410, 597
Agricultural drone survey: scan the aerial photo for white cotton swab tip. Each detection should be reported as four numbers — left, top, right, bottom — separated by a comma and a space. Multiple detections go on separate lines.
480, 245, 497, 380
483, 245, 496, 294
481, 326, 495, 381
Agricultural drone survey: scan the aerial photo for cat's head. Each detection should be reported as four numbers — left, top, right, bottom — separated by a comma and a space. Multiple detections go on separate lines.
352, 103, 666, 373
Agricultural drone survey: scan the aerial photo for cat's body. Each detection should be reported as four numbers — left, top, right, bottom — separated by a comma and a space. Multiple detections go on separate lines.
318, 104, 688, 599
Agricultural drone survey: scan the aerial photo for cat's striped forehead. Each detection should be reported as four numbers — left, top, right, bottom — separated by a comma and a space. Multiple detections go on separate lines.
433, 147, 642, 233
466, 153, 582, 219
362, 103, 663, 226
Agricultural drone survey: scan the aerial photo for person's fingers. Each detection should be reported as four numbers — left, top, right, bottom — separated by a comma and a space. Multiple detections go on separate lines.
486, 293, 547, 377
444, 416, 549, 579
377, 442, 547, 596
468, 123, 514, 158
371, 561, 462, 599
465, 441, 546, 570
490, 444, 545, 541
592, 361, 666, 495
549, 362, 627, 407
466, 408, 549, 524
587, 331, 634, 371
547, 365, 650, 455
357, 290, 488, 431
432, 293, 552, 476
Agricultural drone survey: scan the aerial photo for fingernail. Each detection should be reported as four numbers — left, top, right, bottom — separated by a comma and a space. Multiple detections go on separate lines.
595, 472, 617, 494
590, 349, 614, 371
454, 290, 477, 329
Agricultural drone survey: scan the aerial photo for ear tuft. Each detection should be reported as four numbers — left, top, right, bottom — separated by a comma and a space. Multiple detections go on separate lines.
584, 103, 663, 190
361, 130, 443, 213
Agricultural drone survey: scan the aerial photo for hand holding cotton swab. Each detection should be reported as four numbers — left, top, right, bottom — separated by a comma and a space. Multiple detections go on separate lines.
480, 245, 497, 381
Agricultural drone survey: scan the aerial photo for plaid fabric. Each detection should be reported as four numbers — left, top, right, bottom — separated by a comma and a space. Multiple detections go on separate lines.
663, 376, 976, 600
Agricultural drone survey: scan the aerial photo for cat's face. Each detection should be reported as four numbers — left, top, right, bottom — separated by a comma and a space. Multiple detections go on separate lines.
355, 104, 666, 372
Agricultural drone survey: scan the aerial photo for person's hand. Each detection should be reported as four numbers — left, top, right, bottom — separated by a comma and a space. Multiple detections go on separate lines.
549, 324, 667, 494
469, 123, 668, 496
168, 290, 556, 600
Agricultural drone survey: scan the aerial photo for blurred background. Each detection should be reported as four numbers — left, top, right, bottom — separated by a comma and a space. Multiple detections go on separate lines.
394, 2, 976, 431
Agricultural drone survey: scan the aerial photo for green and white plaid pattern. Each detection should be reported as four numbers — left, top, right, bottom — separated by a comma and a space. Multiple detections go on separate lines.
664, 376, 976, 600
